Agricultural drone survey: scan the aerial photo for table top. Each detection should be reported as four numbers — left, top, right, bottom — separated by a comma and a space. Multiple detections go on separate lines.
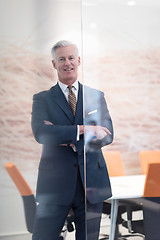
109, 175, 146, 200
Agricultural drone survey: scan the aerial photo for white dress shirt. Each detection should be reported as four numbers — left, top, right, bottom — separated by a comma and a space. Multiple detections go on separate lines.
58, 80, 78, 101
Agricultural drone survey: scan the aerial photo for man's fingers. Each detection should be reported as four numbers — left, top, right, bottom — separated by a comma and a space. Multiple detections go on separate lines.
44, 120, 54, 125
94, 127, 111, 140
104, 127, 111, 135
95, 126, 111, 136
84, 125, 111, 140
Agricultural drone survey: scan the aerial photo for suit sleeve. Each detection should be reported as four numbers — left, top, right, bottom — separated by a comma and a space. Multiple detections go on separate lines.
84, 91, 114, 149
31, 93, 77, 145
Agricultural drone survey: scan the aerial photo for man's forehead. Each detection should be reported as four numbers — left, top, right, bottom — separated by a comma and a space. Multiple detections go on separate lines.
56, 46, 76, 56
57, 53, 75, 58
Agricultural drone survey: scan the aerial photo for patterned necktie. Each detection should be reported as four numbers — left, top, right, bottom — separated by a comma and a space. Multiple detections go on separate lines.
68, 85, 77, 116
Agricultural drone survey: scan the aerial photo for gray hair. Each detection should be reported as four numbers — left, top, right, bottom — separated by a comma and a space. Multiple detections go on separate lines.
51, 40, 79, 60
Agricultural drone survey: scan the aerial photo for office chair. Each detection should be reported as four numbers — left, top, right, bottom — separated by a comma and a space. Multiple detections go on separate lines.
103, 151, 126, 177
121, 150, 160, 237
122, 162, 160, 239
5, 162, 36, 233
5, 162, 74, 239
139, 150, 160, 174
121, 150, 160, 236
101, 151, 127, 240
102, 151, 144, 240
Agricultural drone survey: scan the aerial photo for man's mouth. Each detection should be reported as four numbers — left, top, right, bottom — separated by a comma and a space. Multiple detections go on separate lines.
64, 68, 73, 72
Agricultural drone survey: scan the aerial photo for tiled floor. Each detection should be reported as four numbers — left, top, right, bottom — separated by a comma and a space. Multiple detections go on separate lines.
59, 212, 144, 240
0, 234, 32, 240
0, 232, 144, 240
0, 213, 144, 240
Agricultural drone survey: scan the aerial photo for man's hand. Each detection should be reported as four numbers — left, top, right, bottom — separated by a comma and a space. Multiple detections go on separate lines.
79, 125, 111, 140
44, 120, 53, 125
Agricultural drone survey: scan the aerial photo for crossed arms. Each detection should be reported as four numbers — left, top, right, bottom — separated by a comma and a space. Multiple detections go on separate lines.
31, 89, 113, 148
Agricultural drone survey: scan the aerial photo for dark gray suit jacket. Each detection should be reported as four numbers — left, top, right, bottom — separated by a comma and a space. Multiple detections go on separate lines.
31, 82, 113, 205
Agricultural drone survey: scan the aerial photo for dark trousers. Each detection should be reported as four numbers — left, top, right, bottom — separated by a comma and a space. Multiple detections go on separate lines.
32, 169, 103, 240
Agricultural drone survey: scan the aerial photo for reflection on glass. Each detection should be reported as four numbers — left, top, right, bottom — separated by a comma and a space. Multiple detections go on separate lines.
82, 1, 114, 239
83, 86, 114, 239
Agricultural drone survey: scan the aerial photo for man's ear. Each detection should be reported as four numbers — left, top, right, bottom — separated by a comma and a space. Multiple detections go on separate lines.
52, 60, 57, 69
78, 56, 81, 66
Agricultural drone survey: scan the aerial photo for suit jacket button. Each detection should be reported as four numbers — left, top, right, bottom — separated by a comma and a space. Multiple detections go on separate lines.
74, 163, 78, 167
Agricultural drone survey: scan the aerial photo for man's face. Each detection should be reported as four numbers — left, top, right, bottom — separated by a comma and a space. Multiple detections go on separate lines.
52, 45, 80, 85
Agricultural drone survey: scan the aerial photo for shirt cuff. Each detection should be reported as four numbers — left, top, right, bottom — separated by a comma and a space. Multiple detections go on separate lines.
77, 125, 80, 141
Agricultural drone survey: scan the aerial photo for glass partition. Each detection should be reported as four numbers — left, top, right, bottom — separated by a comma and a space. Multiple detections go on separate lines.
82, 0, 160, 239
1, 0, 160, 240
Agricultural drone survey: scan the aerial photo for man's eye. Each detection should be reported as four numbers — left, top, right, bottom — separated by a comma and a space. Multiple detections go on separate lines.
69, 57, 74, 60
59, 58, 64, 61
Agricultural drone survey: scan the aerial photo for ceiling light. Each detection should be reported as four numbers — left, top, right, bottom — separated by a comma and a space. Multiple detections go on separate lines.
127, 0, 136, 6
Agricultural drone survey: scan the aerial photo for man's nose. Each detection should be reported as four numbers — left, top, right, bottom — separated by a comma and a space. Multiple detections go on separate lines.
64, 58, 71, 65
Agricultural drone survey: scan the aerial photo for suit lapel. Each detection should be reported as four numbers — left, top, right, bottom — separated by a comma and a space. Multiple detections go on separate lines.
74, 82, 83, 125
50, 82, 83, 124
51, 83, 74, 122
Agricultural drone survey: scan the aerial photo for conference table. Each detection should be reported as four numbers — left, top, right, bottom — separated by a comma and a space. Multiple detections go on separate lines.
107, 175, 146, 240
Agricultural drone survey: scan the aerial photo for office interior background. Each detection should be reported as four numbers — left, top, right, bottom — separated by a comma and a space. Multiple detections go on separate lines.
0, 0, 160, 237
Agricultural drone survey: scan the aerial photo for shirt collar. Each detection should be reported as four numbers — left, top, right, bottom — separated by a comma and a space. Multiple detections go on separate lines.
58, 80, 78, 92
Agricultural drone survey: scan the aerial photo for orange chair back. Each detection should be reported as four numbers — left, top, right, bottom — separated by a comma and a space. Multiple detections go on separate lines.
143, 162, 160, 197
139, 150, 160, 175
103, 151, 125, 177
5, 162, 33, 196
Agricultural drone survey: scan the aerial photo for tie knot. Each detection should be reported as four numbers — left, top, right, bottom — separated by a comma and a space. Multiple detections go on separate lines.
68, 85, 73, 91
